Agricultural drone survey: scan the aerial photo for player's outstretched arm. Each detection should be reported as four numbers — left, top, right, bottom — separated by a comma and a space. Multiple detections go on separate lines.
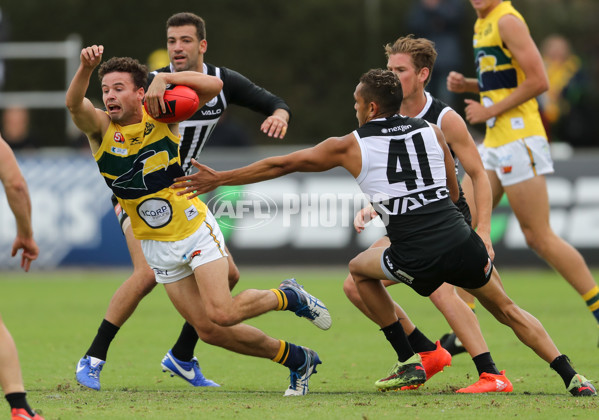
171, 134, 361, 198
0, 135, 39, 271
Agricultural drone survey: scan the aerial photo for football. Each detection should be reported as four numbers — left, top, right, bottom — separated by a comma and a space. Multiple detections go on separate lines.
144, 85, 200, 123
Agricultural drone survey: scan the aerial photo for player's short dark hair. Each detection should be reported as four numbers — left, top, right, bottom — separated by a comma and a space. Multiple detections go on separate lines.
98, 57, 148, 89
359, 69, 403, 115
384, 35, 437, 87
167, 12, 206, 41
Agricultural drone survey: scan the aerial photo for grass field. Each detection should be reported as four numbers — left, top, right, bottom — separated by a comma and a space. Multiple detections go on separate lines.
1, 267, 598, 419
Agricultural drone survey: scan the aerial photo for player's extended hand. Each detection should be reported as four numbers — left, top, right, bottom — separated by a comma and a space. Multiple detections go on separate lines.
80, 45, 104, 70
261, 110, 289, 139
11, 236, 39, 272
171, 159, 221, 199
464, 99, 491, 125
144, 74, 168, 118
354, 205, 378, 233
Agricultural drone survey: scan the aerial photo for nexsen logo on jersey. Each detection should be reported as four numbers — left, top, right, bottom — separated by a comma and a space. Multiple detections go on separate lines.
381, 125, 412, 134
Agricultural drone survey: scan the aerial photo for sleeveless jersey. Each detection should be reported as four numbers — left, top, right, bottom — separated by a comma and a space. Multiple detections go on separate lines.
473, 1, 546, 147
149, 63, 290, 174
94, 109, 207, 241
416, 92, 471, 225
353, 115, 470, 259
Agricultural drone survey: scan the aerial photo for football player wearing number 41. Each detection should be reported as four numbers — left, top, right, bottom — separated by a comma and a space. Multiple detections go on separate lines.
174, 68, 596, 397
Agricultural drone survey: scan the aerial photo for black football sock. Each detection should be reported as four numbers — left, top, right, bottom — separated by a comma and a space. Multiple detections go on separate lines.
272, 341, 306, 371
381, 321, 415, 362
472, 352, 500, 375
5, 392, 35, 416
550, 354, 577, 387
171, 321, 199, 361
271, 288, 300, 311
407, 327, 437, 353
85, 319, 120, 361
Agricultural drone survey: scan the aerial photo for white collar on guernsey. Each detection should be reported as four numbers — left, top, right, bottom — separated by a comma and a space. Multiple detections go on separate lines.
168, 62, 208, 74
414, 91, 433, 119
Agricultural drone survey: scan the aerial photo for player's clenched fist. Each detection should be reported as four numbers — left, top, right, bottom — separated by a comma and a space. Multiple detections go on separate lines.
80, 45, 104, 68
446, 71, 467, 93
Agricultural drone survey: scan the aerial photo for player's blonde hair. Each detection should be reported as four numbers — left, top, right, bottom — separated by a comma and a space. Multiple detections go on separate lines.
384, 35, 437, 87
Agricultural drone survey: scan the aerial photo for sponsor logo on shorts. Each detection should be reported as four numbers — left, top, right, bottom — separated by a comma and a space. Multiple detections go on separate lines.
152, 268, 168, 276
393, 268, 414, 285
501, 165, 512, 174
385, 254, 394, 270
137, 198, 172, 228
484, 258, 493, 277
384, 254, 414, 285
190, 250, 202, 260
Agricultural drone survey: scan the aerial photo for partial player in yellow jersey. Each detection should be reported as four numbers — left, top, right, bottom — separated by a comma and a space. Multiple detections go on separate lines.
447, 0, 599, 342
66, 45, 331, 397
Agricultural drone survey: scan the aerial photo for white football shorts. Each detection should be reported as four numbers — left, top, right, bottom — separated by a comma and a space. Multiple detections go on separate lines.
479, 136, 554, 186
141, 210, 228, 284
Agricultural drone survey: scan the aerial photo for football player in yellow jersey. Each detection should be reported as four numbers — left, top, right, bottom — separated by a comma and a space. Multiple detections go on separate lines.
66, 45, 331, 396
447, 0, 599, 342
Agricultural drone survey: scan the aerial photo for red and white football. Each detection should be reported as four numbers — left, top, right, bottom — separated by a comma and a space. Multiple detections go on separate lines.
144, 85, 200, 123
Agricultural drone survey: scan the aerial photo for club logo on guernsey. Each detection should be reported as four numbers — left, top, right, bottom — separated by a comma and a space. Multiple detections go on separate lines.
137, 198, 173, 228
205, 96, 218, 107
144, 122, 155, 136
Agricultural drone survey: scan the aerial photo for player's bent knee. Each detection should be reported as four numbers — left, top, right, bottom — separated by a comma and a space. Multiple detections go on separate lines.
194, 323, 223, 345
342, 277, 360, 303
205, 308, 238, 327
131, 271, 158, 296
348, 257, 364, 280
227, 269, 240, 290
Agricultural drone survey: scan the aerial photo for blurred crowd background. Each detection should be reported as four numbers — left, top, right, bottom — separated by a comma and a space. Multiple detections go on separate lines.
1, 0, 598, 150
